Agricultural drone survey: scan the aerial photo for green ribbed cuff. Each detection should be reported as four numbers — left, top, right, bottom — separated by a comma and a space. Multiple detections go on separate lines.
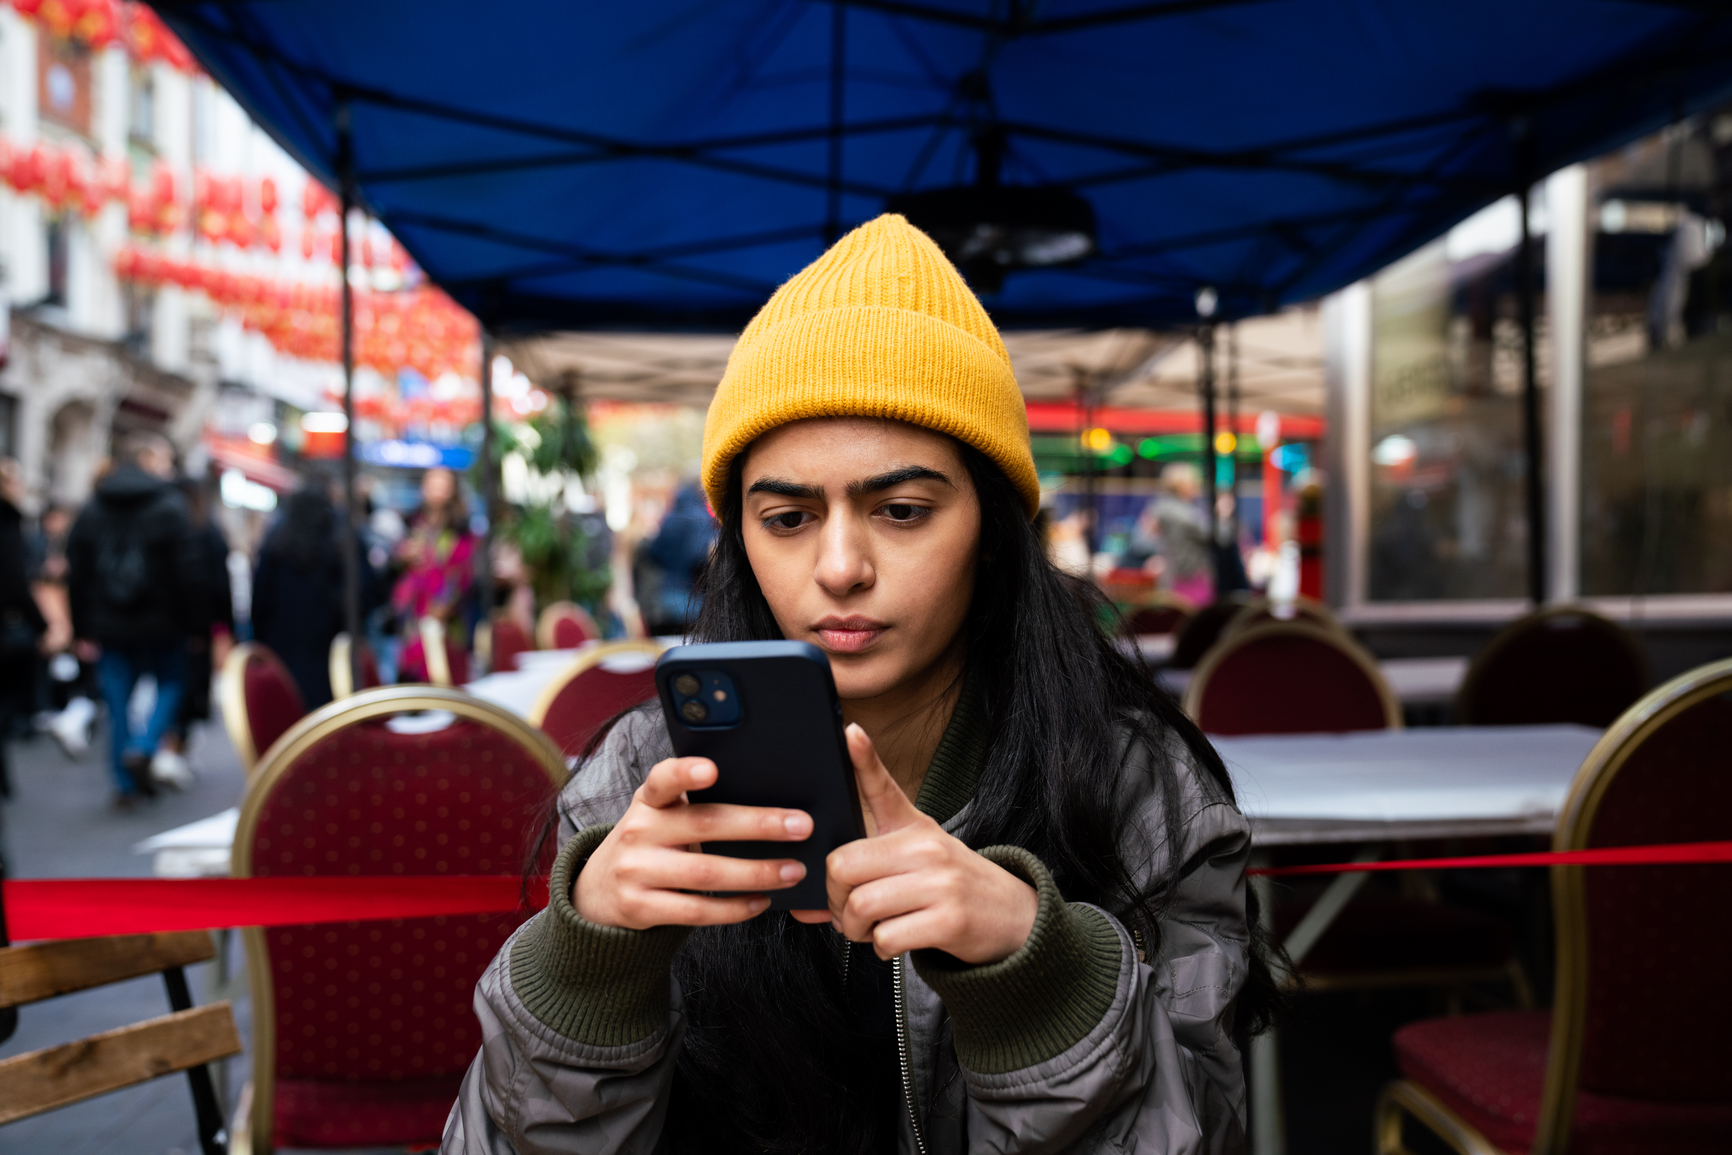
508, 824, 691, 1047
913, 845, 1124, 1075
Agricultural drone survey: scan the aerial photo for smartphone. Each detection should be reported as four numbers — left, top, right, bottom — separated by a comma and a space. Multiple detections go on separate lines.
655, 640, 864, 910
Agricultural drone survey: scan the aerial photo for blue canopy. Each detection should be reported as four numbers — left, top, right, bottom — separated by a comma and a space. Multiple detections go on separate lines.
157, 0, 1732, 331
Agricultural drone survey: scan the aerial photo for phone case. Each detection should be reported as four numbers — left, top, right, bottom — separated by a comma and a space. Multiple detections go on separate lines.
655, 641, 863, 910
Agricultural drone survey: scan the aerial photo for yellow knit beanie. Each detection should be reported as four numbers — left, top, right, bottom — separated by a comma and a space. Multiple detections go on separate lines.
702, 214, 1038, 518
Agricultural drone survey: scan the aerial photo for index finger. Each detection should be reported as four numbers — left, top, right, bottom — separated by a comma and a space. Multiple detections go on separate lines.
636, 757, 717, 809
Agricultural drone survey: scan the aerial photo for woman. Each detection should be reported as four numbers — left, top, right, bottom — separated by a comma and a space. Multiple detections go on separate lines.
445, 216, 1274, 1155
0, 461, 44, 798
252, 483, 345, 707
391, 467, 475, 682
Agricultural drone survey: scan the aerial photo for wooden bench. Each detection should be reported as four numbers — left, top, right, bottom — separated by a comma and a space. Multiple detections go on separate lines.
0, 929, 242, 1153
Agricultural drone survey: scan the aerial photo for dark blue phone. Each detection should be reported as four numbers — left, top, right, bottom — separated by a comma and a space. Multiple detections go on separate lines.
655, 641, 864, 910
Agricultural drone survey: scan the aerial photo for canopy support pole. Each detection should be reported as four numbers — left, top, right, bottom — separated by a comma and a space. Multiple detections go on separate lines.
1517, 137, 1545, 607
825, 1, 846, 244
477, 328, 495, 630
1226, 322, 1240, 546
1199, 322, 1220, 594
337, 101, 362, 690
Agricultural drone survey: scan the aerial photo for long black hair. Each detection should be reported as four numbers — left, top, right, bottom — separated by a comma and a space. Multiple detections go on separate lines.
566, 437, 1280, 1155
263, 486, 336, 572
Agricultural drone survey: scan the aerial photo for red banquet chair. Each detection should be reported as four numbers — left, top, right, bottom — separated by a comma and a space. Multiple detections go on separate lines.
1166, 592, 1256, 669
477, 613, 533, 674
219, 641, 308, 773
1380, 656, 1732, 1155
536, 600, 600, 650
1456, 606, 1648, 728
1183, 620, 1400, 735
1218, 594, 1344, 641
1122, 589, 1196, 636
327, 632, 383, 699
231, 685, 567, 1155
529, 640, 661, 758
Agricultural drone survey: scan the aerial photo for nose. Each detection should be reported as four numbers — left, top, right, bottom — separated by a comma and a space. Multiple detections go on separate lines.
813, 508, 873, 597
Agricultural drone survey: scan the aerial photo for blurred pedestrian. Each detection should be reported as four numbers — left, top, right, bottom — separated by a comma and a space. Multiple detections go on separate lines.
641, 480, 716, 635
27, 503, 95, 756
152, 474, 235, 788
0, 461, 46, 799
391, 467, 475, 682
66, 432, 201, 808
1145, 463, 1213, 606
252, 481, 346, 708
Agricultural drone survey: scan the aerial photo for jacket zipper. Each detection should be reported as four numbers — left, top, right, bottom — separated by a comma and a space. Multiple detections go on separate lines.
893, 954, 929, 1155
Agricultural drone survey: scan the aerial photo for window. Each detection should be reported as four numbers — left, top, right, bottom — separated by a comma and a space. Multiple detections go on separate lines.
1578, 117, 1732, 596
44, 215, 67, 306
128, 65, 155, 147
1364, 202, 1548, 601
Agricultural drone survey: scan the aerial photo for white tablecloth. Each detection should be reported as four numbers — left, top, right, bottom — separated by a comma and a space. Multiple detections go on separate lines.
1215, 724, 1602, 844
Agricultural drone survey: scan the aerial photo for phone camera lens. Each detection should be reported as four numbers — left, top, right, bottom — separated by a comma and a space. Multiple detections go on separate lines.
680, 699, 709, 724
673, 674, 701, 696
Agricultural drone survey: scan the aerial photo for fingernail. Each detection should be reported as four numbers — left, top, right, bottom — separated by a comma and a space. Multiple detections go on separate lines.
784, 813, 812, 836
749, 897, 769, 913
779, 861, 805, 882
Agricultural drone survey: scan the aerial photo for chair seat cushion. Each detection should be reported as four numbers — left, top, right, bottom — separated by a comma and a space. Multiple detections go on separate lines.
1277, 894, 1513, 976
1395, 1011, 1732, 1155
275, 1073, 465, 1148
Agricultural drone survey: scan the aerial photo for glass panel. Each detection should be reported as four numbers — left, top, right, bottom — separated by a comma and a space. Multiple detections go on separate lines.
1366, 207, 1545, 601
1580, 122, 1732, 596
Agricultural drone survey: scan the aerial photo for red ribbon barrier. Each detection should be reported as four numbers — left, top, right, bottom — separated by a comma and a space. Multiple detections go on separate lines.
1248, 840, 1732, 878
3, 841, 1729, 942
2, 876, 543, 942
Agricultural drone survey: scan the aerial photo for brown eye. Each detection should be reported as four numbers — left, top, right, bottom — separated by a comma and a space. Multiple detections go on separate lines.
881, 503, 927, 522
765, 511, 809, 531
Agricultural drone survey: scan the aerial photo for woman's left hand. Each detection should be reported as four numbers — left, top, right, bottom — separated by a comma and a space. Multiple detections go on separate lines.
790, 724, 1037, 964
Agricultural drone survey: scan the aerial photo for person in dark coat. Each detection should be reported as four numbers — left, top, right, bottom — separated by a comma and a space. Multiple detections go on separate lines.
66, 433, 202, 807
0, 461, 46, 799
154, 473, 236, 789
251, 484, 347, 708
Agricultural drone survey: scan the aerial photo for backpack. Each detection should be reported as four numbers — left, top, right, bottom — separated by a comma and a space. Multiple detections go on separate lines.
95, 530, 151, 609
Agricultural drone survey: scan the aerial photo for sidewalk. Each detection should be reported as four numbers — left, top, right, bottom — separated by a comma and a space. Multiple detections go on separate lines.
0, 706, 408, 1155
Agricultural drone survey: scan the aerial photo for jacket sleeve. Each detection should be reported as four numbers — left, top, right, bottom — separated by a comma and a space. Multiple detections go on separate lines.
918, 733, 1252, 1155
443, 710, 691, 1155
65, 512, 94, 639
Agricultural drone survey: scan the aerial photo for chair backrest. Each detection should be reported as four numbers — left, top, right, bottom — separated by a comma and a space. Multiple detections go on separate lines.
0, 930, 240, 1142
1219, 595, 1342, 641
1123, 589, 1197, 636
536, 600, 600, 650
529, 640, 662, 757
419, 617, 470, 687
220, 641, 308, 771
1532, 657, 1732, 1153
1167, 592, 1256, 669
233, 686, 567, 1155
1184, 621, 1401, 735
1456, 606, 1648, 727
488, 615, 533, 674
328, 633, 383, 699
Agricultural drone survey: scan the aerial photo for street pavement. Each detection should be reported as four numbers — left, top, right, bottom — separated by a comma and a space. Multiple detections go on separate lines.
0, 702, 411, 1155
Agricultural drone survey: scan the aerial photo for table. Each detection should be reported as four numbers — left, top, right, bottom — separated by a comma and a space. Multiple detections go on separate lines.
1156, 654, 1469, 707
1219, 723, 1602, 1155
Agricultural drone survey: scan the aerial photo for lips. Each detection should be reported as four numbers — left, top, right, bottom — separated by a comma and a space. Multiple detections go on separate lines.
814, 616, 888, 654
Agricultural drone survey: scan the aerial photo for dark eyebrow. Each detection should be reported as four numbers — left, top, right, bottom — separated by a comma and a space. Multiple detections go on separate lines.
746, 477, 824, 499
847, 466, 956, 497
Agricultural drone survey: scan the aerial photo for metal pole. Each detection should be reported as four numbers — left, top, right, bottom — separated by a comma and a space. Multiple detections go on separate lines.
1080, 374, 1098, 555
1198, 323, 1220, 593
477, 329, 494, 625
1517, 166, 1545, 606
337, 103, 362, 688
824, 1, 846, 244
1227, 323, 1240, 543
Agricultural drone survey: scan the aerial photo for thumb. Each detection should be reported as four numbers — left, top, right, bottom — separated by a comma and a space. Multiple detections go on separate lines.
846, 723, 922, 837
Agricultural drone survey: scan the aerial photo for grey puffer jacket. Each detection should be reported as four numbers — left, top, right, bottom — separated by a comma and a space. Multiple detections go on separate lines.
443, 698, 1253, 1155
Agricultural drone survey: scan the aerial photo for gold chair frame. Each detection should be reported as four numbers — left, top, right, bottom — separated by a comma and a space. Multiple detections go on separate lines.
526, 639, 665, 737
1217, 594, 1345, 643
218, 641, 300, 773
418, 615, 455, 686
1376, 656, 1732, 1155
1183, 619, 1402, 731
229, 685, 568, 1155
535, 600, 599, 651
328, 632, 355, 699
1454, 605, 1649, 725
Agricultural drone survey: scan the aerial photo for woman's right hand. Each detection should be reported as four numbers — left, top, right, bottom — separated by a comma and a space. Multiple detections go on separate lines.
573, 756, 813, 929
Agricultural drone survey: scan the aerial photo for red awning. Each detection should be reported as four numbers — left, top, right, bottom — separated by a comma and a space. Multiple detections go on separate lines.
204, 439, 300, 493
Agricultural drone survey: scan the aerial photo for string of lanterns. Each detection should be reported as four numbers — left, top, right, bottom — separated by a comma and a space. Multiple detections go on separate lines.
8, 0, 197, 71
113, 245, 481, 393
